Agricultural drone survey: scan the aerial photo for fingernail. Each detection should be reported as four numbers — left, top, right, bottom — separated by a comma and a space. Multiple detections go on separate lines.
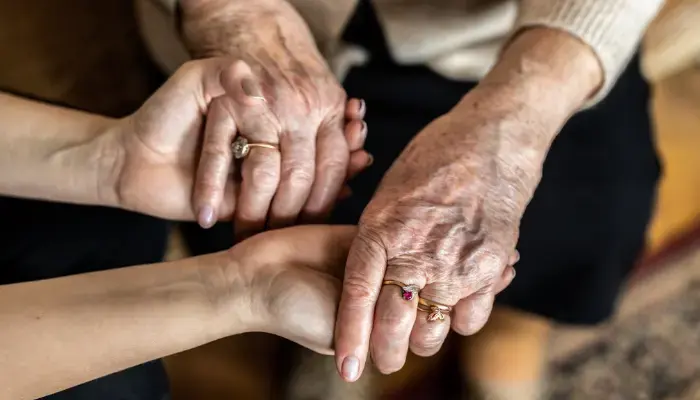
198, 206, 216, 229
358, 99, 366, 115
241, 78, 265, 101
366, 154, 374, 167
361, 120, 368, 136
510, 267, 517, 279
341, 356, 360, 382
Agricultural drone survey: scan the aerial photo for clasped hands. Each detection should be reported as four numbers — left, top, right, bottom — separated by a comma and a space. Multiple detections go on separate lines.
107, 52, 546, 380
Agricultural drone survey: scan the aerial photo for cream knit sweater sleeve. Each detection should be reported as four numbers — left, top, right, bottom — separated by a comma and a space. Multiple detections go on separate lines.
517, 0, 665, 102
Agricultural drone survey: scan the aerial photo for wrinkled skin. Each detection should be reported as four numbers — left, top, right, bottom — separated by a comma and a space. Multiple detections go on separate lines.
181, 0, 358, 236
177, 1, 589, 392
335, 84, 550, 378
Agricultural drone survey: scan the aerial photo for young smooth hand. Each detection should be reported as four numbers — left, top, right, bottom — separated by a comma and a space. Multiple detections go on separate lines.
210, 225, 359, 354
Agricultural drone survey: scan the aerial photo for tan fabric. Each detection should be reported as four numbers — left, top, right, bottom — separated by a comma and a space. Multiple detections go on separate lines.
643, 0, 700, 82
139, 0, 664, 103
465, 379, 546, 400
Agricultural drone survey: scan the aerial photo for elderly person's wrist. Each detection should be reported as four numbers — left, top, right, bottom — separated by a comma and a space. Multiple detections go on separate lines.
179, 0, 324, 65
451, 27, 604, 162
477, 27, 603, 127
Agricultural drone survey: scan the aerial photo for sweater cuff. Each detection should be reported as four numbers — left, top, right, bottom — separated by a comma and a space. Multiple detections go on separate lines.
516, 0, 663, 105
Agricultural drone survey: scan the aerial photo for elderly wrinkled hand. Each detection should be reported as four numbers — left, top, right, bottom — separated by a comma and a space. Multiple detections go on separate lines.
181, 0, 364, 237
333, 82, 547, 380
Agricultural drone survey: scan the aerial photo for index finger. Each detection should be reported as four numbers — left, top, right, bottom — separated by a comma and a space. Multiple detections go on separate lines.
334, 229, 387, 382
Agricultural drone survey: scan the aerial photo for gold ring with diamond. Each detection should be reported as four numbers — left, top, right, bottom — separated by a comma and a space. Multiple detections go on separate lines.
232, 136, 278, 159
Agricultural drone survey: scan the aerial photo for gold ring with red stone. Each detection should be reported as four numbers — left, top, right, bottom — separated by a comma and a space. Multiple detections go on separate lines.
382, 280, 420, 301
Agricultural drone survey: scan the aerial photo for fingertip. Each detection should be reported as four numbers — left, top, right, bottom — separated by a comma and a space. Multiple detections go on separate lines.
340, 356, 361, 382
344, 119, 367, 151
347, 151, 371, 180
197, 205, 216, 229
345, 98, 366, 120
509, 250, 520, 265
494, 266, 516, 295
451, 292, 495, 336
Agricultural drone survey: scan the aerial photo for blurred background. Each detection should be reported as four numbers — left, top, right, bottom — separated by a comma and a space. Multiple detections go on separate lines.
1, 0, 699, 398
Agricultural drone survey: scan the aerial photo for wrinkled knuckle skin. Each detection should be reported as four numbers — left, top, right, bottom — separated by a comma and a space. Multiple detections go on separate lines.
250, 165, 279, 192
200, 144, 229, 161
376, 360, 404, 376
357, 226, 386, 249
282, 162, 315, 188
410, 336, 443, 357
453, 299, 492, 336
376, 309, 413, 336
319, 158, 348, 179
456, 319, 488, 336
195, 180, 219, 198
342, 276, 378, 307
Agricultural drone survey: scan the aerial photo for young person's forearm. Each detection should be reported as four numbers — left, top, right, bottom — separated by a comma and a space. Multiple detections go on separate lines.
0, 252, 246, 399
0, 92, 121, 207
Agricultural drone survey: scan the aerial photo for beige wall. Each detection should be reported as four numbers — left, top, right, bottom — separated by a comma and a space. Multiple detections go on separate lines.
647, 68, 700, 252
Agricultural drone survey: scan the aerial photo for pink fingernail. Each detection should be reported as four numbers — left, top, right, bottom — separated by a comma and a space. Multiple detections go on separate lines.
198, 206, 215, 229
341, 356, 360, 381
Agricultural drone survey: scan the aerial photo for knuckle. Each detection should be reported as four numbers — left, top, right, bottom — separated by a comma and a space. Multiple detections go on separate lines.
178, 59, 200, 77
376, 309, 412, 334
249, 165, 279, 191
410, 337, 443, 356
453, 297, 493, 336
201, 144, 229, 160
195, 179, 220, 197
454, 316, 488, 336
318, 157, 347, 176
282, 161, 315, 187
351, 232, 386, 265
342, 276, 378, 305
328, 85, 347, 106
376, 360, 403, 375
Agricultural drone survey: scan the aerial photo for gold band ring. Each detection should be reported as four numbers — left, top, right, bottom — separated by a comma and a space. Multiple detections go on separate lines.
417, 298, 452, 322
382, 280, 420, 301
232, 137, 278, 159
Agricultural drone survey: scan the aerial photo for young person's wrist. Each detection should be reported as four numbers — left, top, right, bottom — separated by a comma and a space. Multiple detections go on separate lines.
92, 118, 127, 210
